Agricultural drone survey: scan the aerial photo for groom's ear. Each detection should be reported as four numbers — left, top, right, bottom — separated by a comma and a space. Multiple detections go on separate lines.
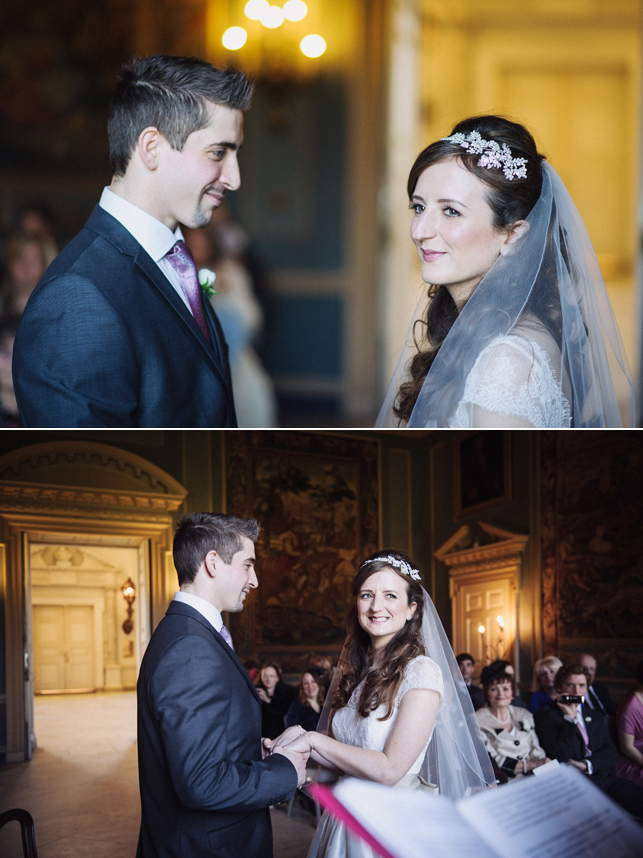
204, 550, 219, 577
138, 126, 161, 171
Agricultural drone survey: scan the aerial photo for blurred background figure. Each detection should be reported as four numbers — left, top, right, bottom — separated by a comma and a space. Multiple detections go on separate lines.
0, 312, 23, 427
456, 652, 485, 710
614, 658, 643, 787
286, 669, 325, 732
254, 661, 297, 740
528, 656, 563, 714
20, 203, 59, 267
1, 234, 47, 316
184, 207, 278, 427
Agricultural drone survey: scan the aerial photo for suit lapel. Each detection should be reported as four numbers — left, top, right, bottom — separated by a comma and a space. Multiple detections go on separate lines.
85, 205, 234, 400
166, 601, 261, 704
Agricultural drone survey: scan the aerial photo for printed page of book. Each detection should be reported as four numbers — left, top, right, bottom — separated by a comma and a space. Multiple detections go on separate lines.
332, 779, 501, 858
458, 765, 643, 858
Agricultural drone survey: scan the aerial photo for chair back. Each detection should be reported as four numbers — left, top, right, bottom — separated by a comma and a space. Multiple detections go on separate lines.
0, 808, 39, 858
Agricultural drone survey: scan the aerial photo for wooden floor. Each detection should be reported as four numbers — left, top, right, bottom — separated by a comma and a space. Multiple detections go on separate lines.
0, 691, 317, 858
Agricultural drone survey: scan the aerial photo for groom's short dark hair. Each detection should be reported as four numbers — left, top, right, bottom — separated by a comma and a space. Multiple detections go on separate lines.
108, 55, 254, 177
173, 512, 260, 586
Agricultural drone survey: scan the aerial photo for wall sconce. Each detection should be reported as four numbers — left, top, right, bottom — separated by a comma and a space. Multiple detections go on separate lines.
121, 577, 136, 635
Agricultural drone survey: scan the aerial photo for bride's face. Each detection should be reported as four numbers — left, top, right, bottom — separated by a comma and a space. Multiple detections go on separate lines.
357, 567, 416, 651
410, 157, 510, 304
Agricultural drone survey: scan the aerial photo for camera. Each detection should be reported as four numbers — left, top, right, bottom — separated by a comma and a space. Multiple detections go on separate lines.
558, 694, 584, 704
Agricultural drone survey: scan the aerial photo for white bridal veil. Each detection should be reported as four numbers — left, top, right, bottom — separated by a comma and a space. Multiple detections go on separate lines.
376, 163, 635, 428
317, 587, 496, 800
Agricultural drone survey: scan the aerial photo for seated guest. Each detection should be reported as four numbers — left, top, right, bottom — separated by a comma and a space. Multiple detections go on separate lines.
614, 658, 643, 787
477, 671, 549, 780
481, 659, 527, 708
528, 656, 562, 714
286, 670, 325, 732
535, 663, 643, 816
255, 662, 297, 740
456, 652, 485, 710
578, 652, 617, 717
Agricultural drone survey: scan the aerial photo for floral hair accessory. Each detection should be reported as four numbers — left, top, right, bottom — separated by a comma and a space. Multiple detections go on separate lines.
198, 268, 219, 299
442, 130, 528, 181
360, 555, 421, 581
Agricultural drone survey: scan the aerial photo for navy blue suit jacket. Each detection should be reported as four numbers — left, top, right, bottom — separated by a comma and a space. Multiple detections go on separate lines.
13, 205, 237, 427
136, 601, 297, 858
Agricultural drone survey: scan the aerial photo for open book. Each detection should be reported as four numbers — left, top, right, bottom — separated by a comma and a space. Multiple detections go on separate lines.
309, 765, 643, 858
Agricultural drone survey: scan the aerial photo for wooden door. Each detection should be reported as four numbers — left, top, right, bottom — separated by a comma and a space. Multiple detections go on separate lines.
33, 605, 95, 693
455, 577, 513, 670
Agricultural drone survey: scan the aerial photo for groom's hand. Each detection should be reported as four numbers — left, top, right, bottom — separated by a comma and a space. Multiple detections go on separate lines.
273, 746, 308, 787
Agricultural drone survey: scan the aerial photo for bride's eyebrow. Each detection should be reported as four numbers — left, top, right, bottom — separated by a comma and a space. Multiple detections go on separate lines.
438, 197, 468, 209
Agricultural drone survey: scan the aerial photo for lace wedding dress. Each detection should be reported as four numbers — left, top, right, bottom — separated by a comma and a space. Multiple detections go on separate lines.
448, 332, 571, 428
307, 655, 444, 858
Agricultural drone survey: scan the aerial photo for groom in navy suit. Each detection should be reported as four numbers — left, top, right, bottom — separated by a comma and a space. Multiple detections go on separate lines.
137, 513, 306, 858
13, 55, 251, 427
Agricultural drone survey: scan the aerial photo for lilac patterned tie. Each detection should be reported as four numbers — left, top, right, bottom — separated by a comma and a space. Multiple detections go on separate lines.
166, 241, 211, 344
220, 623, 234, 651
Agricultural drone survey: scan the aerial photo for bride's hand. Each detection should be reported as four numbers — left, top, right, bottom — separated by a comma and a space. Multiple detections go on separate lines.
266, 725, 306, 752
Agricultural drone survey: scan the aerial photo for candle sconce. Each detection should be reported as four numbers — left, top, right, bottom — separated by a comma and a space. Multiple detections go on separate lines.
121, 577, 136, 635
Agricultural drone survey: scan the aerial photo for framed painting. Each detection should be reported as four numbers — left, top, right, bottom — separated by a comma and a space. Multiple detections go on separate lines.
225, 432, 380, 669
453, 431, 511, 519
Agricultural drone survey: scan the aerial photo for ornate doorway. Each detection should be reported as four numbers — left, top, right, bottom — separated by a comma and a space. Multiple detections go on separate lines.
0, 440, 186, 762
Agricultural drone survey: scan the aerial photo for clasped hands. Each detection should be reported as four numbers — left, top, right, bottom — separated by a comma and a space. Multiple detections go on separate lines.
263, 726, 313, 788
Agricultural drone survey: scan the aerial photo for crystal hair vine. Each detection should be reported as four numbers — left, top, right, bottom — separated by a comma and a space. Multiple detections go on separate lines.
360, 555, 421, 581
441, 130, 528, 181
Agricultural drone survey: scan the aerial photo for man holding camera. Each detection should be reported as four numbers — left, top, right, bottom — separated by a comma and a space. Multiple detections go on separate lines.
535, 663, 643, 816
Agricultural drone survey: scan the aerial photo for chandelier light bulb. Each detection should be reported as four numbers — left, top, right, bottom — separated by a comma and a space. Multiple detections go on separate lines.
261, 5, 285, 27
245, 0, 269, 20
283, 0, 308, 21
478, 624, 485, 635
222, 27, 248, 50
300, 34, 326, 57
496, 615, 505, 629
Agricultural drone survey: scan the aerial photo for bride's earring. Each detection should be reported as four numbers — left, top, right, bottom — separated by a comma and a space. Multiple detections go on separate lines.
501, 248, 510, 257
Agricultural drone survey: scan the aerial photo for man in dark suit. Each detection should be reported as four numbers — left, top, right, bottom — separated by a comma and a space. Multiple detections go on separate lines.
578, 652, 617, 717
13, 55, 249, 427
535, 663, 643, 817
456, 652, 485, 710
137, 513, 306, 858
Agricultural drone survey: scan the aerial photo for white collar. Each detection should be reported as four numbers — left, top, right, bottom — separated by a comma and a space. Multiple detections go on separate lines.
173, 591, 223, 632
99, 187, 183, 262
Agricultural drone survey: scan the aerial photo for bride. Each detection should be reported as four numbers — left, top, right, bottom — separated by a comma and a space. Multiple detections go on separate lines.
268, 550, 494, 858
376, 115, 635, 428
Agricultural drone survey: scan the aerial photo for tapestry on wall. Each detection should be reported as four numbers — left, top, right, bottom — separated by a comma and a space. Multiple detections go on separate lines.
225, 432, 380, 667
540, 431, 643, 687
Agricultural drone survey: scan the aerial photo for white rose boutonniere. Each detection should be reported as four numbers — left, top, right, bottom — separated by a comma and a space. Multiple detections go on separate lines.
198, 268, 218, 299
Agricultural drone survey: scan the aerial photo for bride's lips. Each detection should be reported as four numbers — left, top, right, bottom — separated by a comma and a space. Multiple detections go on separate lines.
422, 249, 446, 262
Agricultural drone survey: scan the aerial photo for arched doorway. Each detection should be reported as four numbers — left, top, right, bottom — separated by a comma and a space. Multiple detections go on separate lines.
0, 440, 187, 762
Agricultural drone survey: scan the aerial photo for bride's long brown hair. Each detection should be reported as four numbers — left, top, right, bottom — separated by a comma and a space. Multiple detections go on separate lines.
332, 550, 426, 721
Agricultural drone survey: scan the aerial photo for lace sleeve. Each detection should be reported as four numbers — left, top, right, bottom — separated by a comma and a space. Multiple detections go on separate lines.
458, 336, 570, 429
397, 656, 444, 703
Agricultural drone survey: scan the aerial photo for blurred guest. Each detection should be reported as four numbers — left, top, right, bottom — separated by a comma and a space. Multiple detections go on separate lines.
307, 655, 333, 691
613, 658, 643, 787
578, 652, 617, 716
0, 313, 22, 427
20, 203, 59, 267
456, 652, 485, 710
286, 670, 325, 732
2, 234, 47, 315
535, 663, 643, 816
255, 662, 297, 739
477, 671, 549, 780
481, 659, 527, 708
243, 659, 259, 683
528, 656, 563, 714
184, 210, 278, 427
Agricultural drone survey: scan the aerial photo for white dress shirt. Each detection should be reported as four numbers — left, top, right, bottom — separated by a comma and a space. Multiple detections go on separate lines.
173, 590, 223, 633
99, 187, 192, 313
